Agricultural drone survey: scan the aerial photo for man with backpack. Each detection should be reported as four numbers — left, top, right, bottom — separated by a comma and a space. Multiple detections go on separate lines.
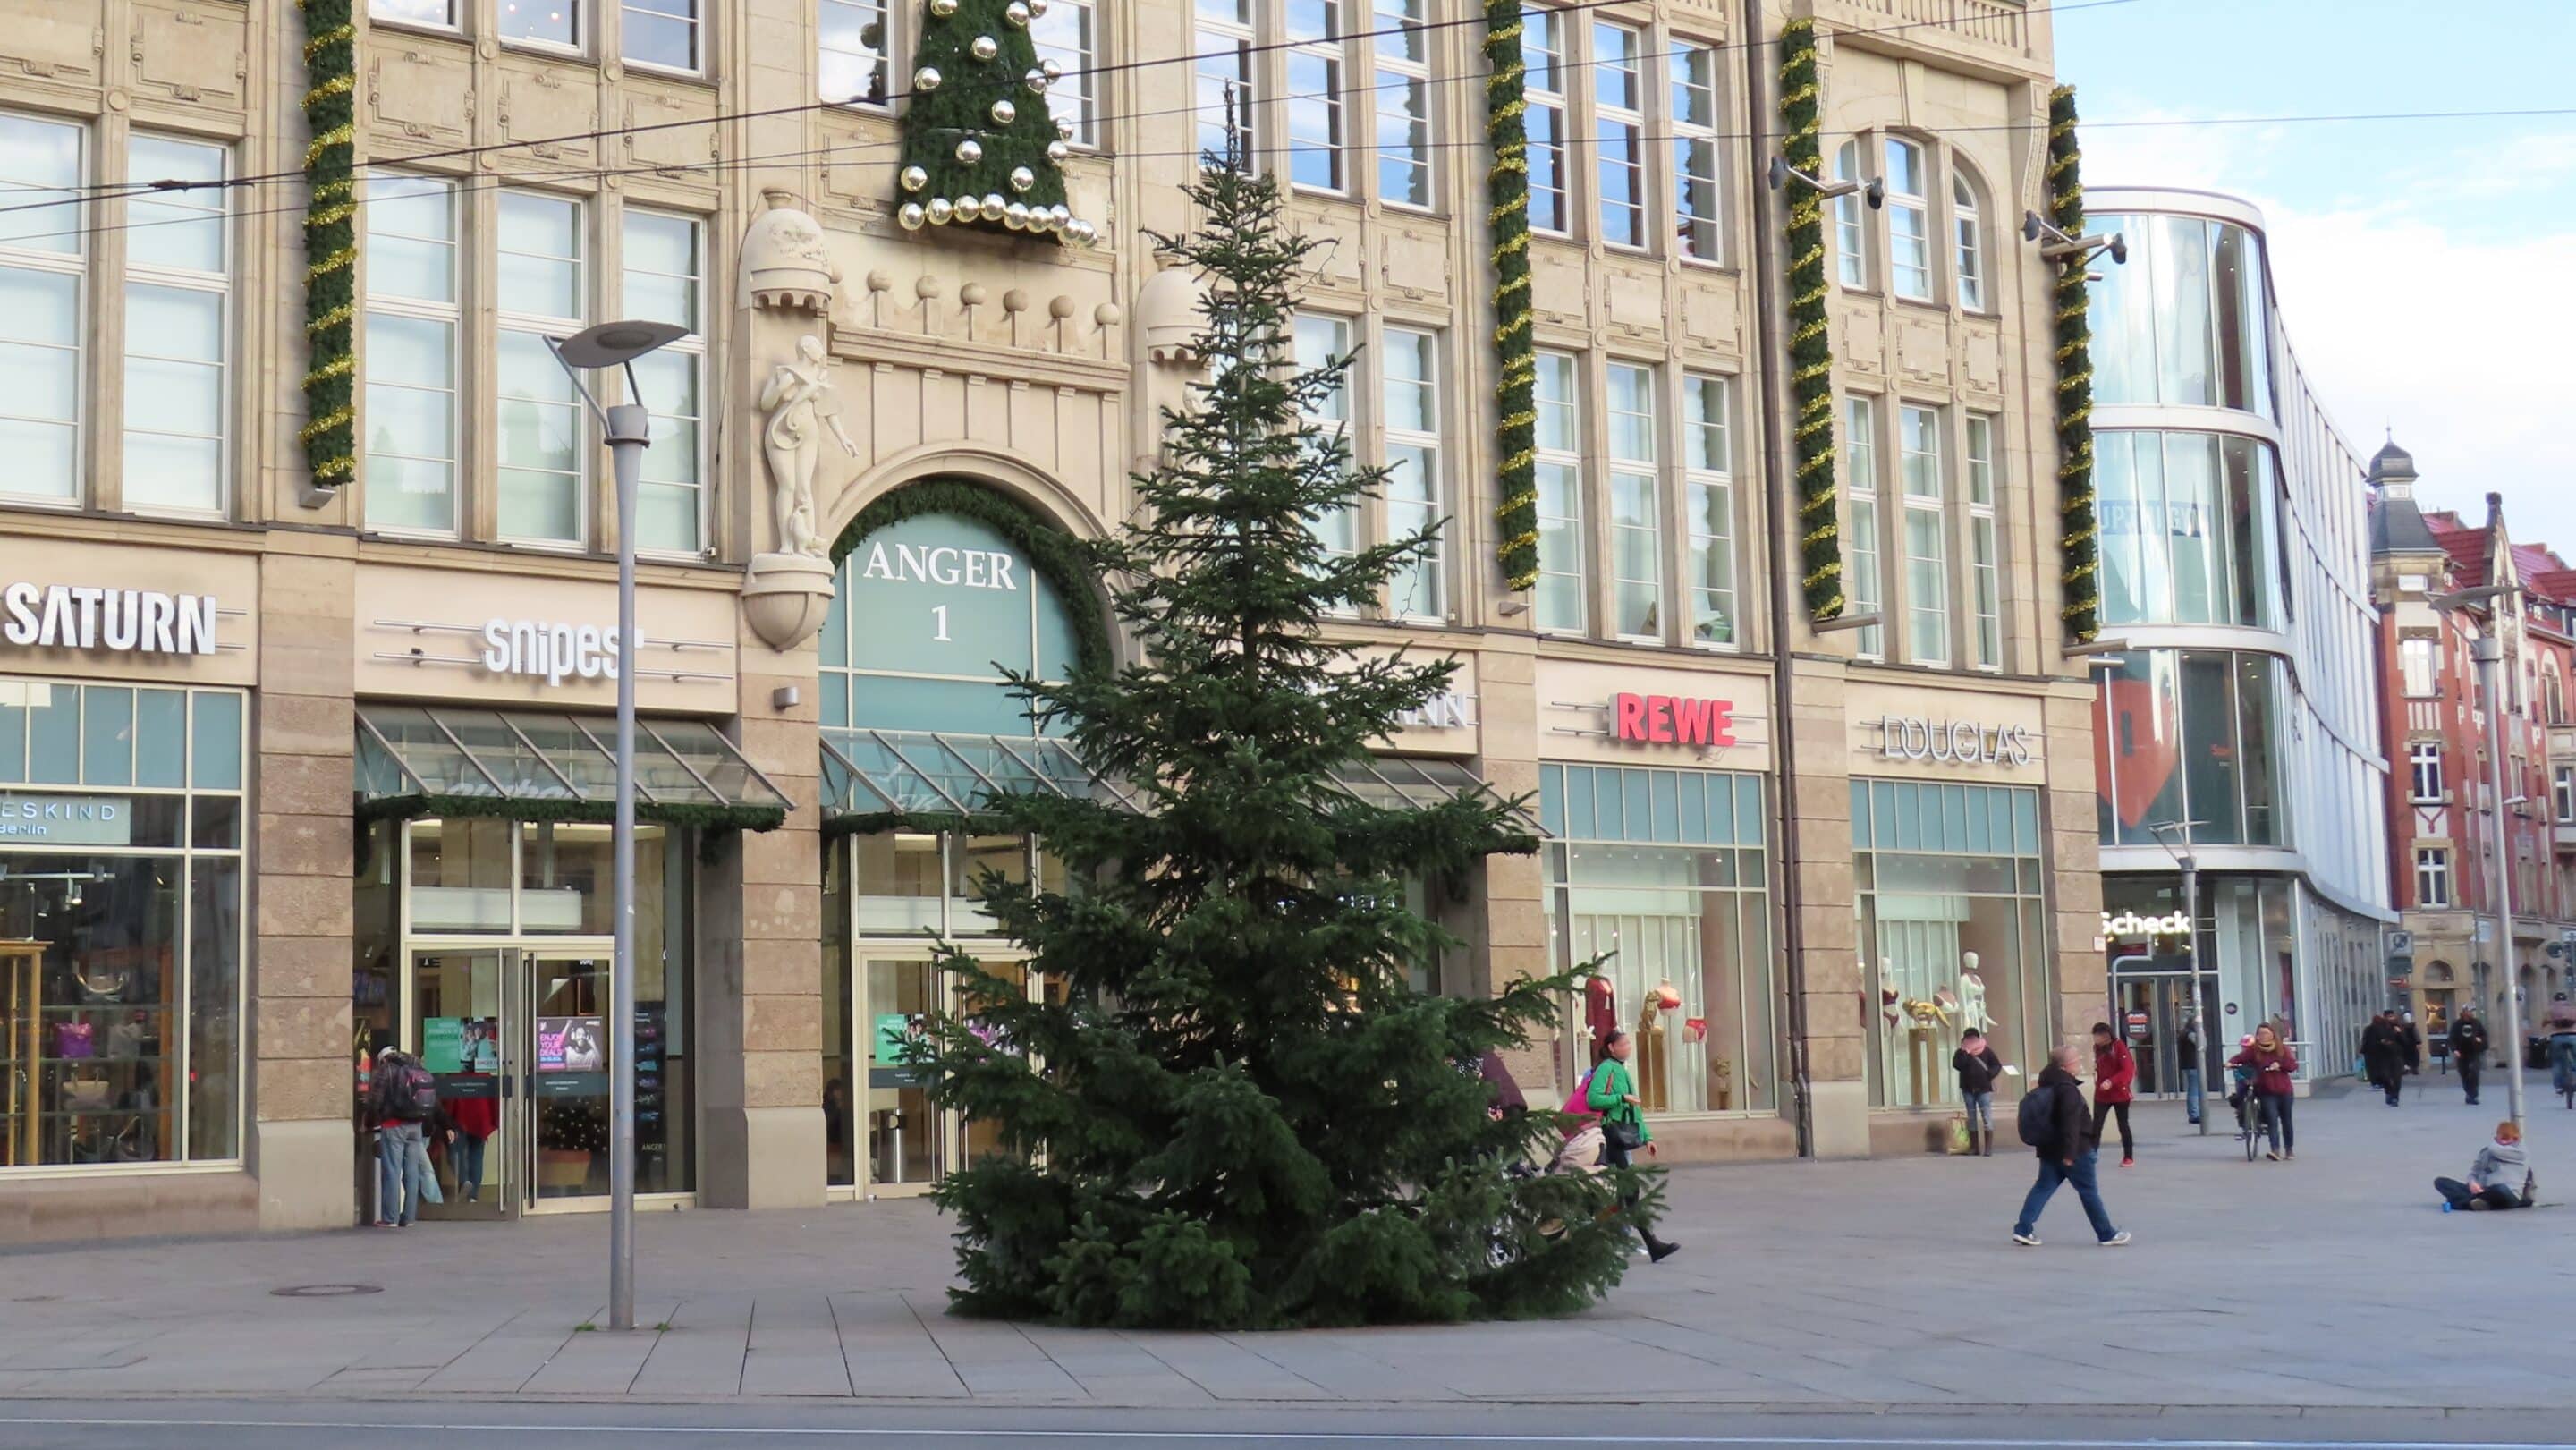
2010, 1043, 2131, 1249
368, 1047, 437, 1228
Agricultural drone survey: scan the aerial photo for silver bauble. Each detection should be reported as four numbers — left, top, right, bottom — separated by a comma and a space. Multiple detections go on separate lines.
1050, 203, 1072, 228
1004, 0, 1030, 24
988, 98, 1017, 124
1056, 119, 1075, 143
928, 0, 958, 14
1039, 57, 1062, 81
1008, 165, 1036, 193
1023, 67, 1050, 94
1028, 0, 1048, 15
970, 34, 999, 60
1046, 139, 1071, 164
953, 196, 979, 222
897, 201, 927, 230
899, 165, 929, 192
980, 192, 1008, 221
1005, 201, 1030, 229
953, 138, 984, 165
926, 197, 955, 225
912, 65, 942, 90
1065, 219, 1093, 247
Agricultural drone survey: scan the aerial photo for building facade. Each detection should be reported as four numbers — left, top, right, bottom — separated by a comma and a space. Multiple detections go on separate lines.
0, 0, 2099, 1242
2080, 188, 2393, 1093
2368, 477, 2576, 1057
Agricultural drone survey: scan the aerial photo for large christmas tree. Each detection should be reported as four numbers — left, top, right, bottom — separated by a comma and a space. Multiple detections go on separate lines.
905, 149, 1653, 1329
889, 0, 1095, 242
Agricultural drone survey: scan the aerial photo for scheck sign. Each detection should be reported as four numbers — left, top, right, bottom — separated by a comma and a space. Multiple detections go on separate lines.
1611, 691, 1738, 747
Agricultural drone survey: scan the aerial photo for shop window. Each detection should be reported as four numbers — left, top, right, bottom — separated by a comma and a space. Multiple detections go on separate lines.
2093, 647, 2284, 848
1852, 779, 2045, 1112
1541, 764, 1775, 1116
0, 680, 246, 1170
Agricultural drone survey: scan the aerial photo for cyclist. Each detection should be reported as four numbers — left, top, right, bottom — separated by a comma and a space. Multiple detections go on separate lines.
2232, 1024, 2300, 1162
2546, 994, 2576, 1107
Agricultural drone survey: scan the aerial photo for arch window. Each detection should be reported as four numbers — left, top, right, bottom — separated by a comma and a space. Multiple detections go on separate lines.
1952, 171, 1986, 312
1831, 139, 1868, 288
1883, 137, 1931, 301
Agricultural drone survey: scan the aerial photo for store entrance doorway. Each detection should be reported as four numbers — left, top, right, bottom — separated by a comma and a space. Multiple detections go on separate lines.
398, 941, 619, 1220
2110, 964, 2219, 1100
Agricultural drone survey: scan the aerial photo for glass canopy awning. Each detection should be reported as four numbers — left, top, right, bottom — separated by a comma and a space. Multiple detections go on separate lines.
356, 704, 792, 831
820, 728, 1139, 830
1331, 756, 1543, 835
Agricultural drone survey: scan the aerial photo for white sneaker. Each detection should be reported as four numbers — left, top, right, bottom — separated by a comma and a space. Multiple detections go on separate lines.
2012, 1231, 2040, 1247
2099, 1231, 2132, 1247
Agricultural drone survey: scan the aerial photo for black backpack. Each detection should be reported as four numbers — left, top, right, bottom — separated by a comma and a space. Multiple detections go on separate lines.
2014, 1087, 2055, 1148
379, 1058, 435, 1122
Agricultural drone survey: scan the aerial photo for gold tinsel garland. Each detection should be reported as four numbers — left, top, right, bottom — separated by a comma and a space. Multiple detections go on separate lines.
296, 0, 359, 488
1484, 0, 1539, 593
2048, 85, 2099, 641
1779, 19, 1843, 621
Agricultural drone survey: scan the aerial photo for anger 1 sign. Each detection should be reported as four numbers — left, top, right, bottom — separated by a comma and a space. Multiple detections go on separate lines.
1612, 692, 1738, 747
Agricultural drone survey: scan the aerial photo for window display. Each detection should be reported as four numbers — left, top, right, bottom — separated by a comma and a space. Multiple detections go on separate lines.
1853, 779, 2046, 1112
0, 679, 244, 1170
1541, 764, 1775, 1115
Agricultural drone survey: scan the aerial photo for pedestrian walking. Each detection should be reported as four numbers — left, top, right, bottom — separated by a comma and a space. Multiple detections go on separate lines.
2450, 1006, 2490, 1107
1588, 1030, 1681, 1263
2178, 1013, 2205, 1126
2232, 1023, 2300, 1161
2010, 1043, 2130, 1248
2436, 1121, 2533, 1213
2361, 1011, 2407, 1107
2548, 994, 2576, 1107
1953, 1030, 2004, 1156
2090, 1022, 2137, 1166
366, 1047, 436, 1227
2402, 1012, 2424, 1081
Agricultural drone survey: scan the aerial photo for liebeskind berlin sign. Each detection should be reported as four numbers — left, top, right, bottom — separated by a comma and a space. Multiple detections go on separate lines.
2, 582, 219, 657
1876, 715, 2036, 767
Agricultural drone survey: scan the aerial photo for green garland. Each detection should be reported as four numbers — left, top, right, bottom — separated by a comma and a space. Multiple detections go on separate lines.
1482, 0, 1538, 593
354, 792, 787, 834
830, 478, 1114, 675
295, 0, 357, 489
2047, 85, 2099, 643
1778, 20, 1843, 622
887, 0, 1076, 240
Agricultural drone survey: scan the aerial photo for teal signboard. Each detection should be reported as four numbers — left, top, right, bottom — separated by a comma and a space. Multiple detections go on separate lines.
825, 512, 1082, 735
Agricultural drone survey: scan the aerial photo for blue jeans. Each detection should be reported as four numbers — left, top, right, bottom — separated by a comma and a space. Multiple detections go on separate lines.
1963, 1091, 1994, 1133
453, 1133, 487, 1200
2014, 1149, 2118, 1242
376, 1122, 427, 1225
2182, 1066, 2204, 1124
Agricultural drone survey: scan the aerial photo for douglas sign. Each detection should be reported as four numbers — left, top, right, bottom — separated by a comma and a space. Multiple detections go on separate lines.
1876, 715, 2036, 767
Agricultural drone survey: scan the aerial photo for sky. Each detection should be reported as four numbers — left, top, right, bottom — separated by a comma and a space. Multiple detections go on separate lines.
2052, 0, 2576, 553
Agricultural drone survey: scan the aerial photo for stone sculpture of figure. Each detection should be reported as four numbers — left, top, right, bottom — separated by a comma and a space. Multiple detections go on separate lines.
758, 335, 858, 558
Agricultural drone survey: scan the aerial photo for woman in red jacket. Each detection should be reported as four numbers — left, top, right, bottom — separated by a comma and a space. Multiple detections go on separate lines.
2231, 1022, 2301, 1161
2091, 1022, 2138, 1166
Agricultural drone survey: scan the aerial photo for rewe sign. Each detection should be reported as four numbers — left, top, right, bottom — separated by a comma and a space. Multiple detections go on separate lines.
1612, 692, 1738, 747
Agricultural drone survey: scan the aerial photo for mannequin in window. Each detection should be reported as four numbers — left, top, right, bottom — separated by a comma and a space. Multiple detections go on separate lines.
1636, 979, 1682, 1115
1586, 976, 1619, 1067
1956, 954, 1993, 1038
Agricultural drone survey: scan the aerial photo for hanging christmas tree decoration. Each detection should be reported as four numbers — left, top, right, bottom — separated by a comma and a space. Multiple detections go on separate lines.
899, 203, 928, 230
892, 0, 1089, 242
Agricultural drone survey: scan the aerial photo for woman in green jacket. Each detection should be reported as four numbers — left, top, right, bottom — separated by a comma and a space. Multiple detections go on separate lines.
1589, 1030, 1681, 1262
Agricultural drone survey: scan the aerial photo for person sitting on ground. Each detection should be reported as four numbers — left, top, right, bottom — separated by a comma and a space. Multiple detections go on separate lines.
2436, 1120, 2534, 1212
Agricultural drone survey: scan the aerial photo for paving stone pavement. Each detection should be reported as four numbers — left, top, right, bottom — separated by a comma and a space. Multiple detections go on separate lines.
4, 1073, 2573, 1410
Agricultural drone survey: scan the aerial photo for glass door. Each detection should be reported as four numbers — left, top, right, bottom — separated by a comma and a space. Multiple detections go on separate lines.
526, 949, 613, 1206
860, 956, 944, 1196
2113, 972, 2217, 1098
408, 949, 517, 1221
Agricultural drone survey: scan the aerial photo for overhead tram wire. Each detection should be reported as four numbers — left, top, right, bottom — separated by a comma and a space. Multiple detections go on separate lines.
0, 0, 2143, 217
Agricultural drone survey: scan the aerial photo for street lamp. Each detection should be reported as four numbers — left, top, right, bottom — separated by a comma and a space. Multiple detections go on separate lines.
547, 318, 688, 1335
2433, 582, 2529, 1140
2146, 820, 2213, 1137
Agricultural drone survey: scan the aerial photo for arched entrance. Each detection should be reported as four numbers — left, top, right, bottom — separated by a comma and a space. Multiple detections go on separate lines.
811, 479, 1117, 1198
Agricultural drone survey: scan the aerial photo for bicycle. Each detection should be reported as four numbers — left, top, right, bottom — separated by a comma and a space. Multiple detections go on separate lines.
2231, 1082, 2261, 1162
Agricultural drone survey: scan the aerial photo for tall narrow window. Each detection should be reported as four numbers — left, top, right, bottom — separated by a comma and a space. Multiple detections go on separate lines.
2400, 636, 2436, 697
1374, 0, 1431, 207
1900, 404, 1946, 664
1533, 350, 1583, 632
496, 191, 587, 547
1884, 137, 1930, 301
1522, 9, 1568, 234
361, 175, 460, 535
1293, 313, 1357, 572
2410, 742, 2444, 803
1197, 0, 1257, 166
1285, 0, 1346, 192
1844, 395, 1882, 659
0, 113, 83, 505
1831, 139, 1867, 288
2416, 847, 2450, 909
1606, 362, 1660, 640
1382, 327, 1443, 620
1671, 45, 1721, 261
624, 0, 699, 71
501, 0, 578, 46
1684, 374, 1736, 648
1032, 0, 1096, 144
624, 210, 708, 556
1965, 413, 2000, 669
1953, 171, 1987, 311
820, 0, 892, 104
123, 135, 230, 516
1592, 22, 1643, 249
2555, 763, 2573, 823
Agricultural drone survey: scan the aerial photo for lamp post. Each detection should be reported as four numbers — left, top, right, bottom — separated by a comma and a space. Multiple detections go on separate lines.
547, 319, 688, 1334
2434, 583, 2528, 1140
2147, 821, 2210, 1137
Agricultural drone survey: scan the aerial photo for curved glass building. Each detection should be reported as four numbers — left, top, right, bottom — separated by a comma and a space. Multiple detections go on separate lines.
2083, 189, 2393, 1090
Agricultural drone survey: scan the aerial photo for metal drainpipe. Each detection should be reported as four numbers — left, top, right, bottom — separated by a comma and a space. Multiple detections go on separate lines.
1741, 0, 1814, 1157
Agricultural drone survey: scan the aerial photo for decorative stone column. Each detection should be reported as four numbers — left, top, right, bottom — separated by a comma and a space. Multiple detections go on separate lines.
1784, 656, 1868, 1157
2046, 685, 2110, 1049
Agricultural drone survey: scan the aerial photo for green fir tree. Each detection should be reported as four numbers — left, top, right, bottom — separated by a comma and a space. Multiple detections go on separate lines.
888, 0, 1091, 242
904, 147, 1654, 1329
